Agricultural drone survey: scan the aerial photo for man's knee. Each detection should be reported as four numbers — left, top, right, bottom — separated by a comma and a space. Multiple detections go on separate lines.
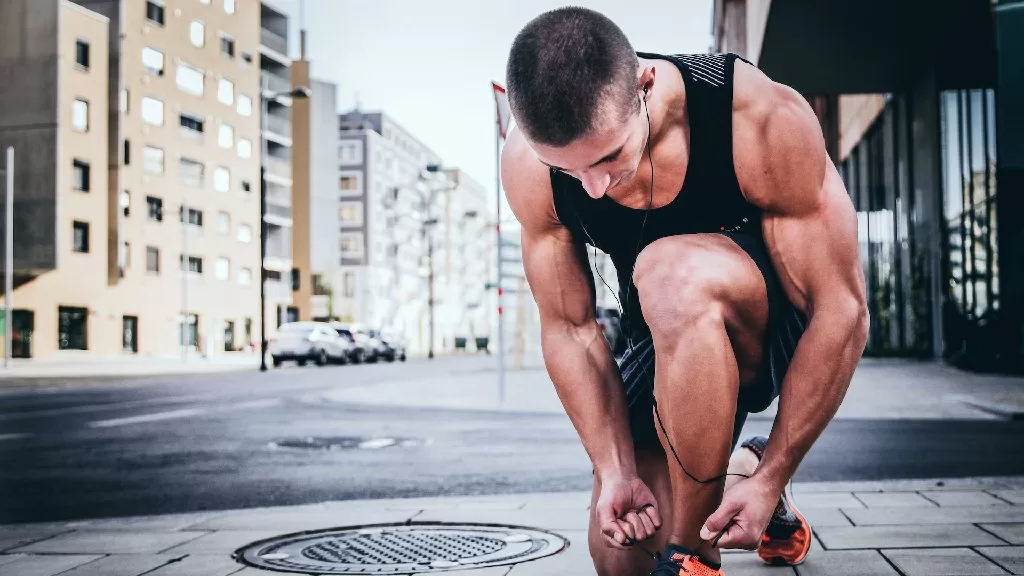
633, 237, 729, 340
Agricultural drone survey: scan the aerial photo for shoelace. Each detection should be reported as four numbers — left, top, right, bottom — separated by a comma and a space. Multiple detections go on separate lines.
650, 554, 689, 575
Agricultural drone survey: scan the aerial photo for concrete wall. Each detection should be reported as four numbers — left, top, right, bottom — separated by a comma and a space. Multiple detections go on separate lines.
290, 58, 311, 320
0, 0, 61, 274
309, 78, 338, 276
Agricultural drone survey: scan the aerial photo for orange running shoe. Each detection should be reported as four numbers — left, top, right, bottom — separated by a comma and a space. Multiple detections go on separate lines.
740, 436, 812, 566
649, 545, 725, 576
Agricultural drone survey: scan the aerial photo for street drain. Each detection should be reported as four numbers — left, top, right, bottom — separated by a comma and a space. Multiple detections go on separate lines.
233, 523, 567, 574
269, 436, 424, 451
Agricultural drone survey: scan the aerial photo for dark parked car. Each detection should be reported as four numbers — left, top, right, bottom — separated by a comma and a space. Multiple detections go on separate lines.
331, 323, 377, 364
596, 308, 626, 356
370, 329, 406, 362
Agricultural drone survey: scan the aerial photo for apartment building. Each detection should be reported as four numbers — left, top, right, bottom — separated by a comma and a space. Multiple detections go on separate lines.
258, 1, 297, 332
0, 0, 263, 359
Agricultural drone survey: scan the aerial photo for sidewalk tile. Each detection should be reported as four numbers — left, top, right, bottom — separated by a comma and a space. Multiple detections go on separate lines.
787, 493, 864, 509
412, 508, 590, 531
0, 554, 103, 576
979, 523, 1024, 544
0, 525, 74, 552
722, 552, 796, 575
844, 506, 1024, 526
882, 547, 1007, 576
61, 512, 222, 532
802, 507, 854, 528
159, 531, 283, 554
977, 546, 1024, 575
853, 492, 937, 508
920, 491, 1009, 507
815, 525, 1003, 549
57, 554, 182, 576
145, 554, 248, 576
185, 508, 415, 531
992, 490, 1024, 504
794, 550, 898, 576
8, 530, 208, 554
231, 569, 314, 575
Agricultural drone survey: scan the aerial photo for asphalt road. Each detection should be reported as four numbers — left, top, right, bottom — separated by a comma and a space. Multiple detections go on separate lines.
1, 358, 1023, 524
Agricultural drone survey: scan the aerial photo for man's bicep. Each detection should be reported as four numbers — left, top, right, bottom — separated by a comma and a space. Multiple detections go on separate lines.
521, 225, 597, 329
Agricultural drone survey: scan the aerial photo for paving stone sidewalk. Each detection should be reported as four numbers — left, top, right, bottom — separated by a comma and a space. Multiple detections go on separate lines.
2, 476, 1023, 576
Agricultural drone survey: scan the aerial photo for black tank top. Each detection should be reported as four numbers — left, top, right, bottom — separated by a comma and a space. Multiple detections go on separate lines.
551, 52, 761, 339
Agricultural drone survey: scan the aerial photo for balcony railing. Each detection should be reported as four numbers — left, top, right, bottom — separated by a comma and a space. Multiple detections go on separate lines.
265, 114, 290, 137
265, 183, 291, 205
266, 203, 292, 220
265, 156, 291, 181
261, 72, 291, 95
260, 28, 288, 55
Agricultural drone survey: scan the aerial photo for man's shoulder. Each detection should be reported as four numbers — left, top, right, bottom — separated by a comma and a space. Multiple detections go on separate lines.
500, 128, 559, 231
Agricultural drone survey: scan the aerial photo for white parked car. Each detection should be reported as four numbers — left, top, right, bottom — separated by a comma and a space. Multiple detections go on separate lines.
269, 322, 350, 367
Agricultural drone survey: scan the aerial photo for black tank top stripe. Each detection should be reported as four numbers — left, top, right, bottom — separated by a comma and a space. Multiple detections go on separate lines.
550, 52, 761, 337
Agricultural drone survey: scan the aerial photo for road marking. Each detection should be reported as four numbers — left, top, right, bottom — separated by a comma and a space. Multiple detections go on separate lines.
0, 433, 31, 441
88, 408, 208, 428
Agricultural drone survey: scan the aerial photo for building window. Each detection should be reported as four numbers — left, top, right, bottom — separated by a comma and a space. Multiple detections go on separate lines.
189, 21, 205, 47
241, 51, 253, 65
145, 0, 165, 26
120, 190, 130, 216
237, 138, 252, 159
75, 39, 89, 69
216, 211, 230, 235
120, 88, 129, 113
213, 166, 230, 192
146, 196, 163, 221
343, 272, 355, 297
239, 267, 252, 286
72, 159, 90, 192
178, 157, 204, 187
238, 223, 252, 243
146, 246, 160, 273
217, 78, 234, 106
143, 146, 164, 174
218, 123, 234, 148
141, 96, 164, 126
72, 98, 89, 132
241, 180, 251, 194
181, 255, 203, 275
123, 139, 130, 165
219, 34, 235, 58
224, 0, 235, 14
179, 112, 204, 137
176, 63, 204, 97
215, 257, 230, 280
339, 233, 364, 258
339, 141, 363, 165
180, 206, 203, 228
120, 241, 130, 270
72, 221, 89, 253
339, 175, 360, 193
58, 306, 88, 351
236, 94, 252, 116
339, 201, 363, 226
142, 46, 164, 75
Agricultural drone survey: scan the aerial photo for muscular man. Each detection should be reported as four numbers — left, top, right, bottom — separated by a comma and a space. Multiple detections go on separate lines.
500, 8, 868, 576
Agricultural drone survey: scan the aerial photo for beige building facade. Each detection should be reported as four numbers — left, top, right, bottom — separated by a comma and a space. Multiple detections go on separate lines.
1, 0, 264, 359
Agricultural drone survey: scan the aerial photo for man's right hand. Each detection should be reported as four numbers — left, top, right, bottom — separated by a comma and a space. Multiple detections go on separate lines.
595, 475, 663, 549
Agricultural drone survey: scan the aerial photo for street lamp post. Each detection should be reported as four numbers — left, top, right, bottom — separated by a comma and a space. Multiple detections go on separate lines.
259, 84, 311, 372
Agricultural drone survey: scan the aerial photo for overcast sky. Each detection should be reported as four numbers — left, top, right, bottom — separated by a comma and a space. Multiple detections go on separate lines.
265, 0, 714, 213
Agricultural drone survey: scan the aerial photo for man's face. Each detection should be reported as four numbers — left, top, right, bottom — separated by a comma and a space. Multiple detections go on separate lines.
529, 98, 647, 199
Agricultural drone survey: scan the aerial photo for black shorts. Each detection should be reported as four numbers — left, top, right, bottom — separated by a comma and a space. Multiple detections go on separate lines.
618, 231, 808, 448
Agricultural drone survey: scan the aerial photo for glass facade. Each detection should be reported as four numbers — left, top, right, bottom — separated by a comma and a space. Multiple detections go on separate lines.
839, 96, 932, 356
939, 89, 1000, 369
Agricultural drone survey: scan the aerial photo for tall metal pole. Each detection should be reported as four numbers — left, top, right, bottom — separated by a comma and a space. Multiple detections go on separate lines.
494, 123, 506, 405
259, 84, 269, 371
427, 214, 435, 360
4, 147, 13, 368
181, 196, 188, 363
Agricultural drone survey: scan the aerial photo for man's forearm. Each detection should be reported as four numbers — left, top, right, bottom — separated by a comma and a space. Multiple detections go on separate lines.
542, 322, 637, 480
755, 305, 868, 492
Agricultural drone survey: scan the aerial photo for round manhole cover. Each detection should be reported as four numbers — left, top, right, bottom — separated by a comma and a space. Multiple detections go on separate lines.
234, 523, 567, 574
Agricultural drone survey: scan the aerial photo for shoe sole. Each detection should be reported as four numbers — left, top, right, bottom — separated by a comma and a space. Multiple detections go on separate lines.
759, 490, 812, 567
